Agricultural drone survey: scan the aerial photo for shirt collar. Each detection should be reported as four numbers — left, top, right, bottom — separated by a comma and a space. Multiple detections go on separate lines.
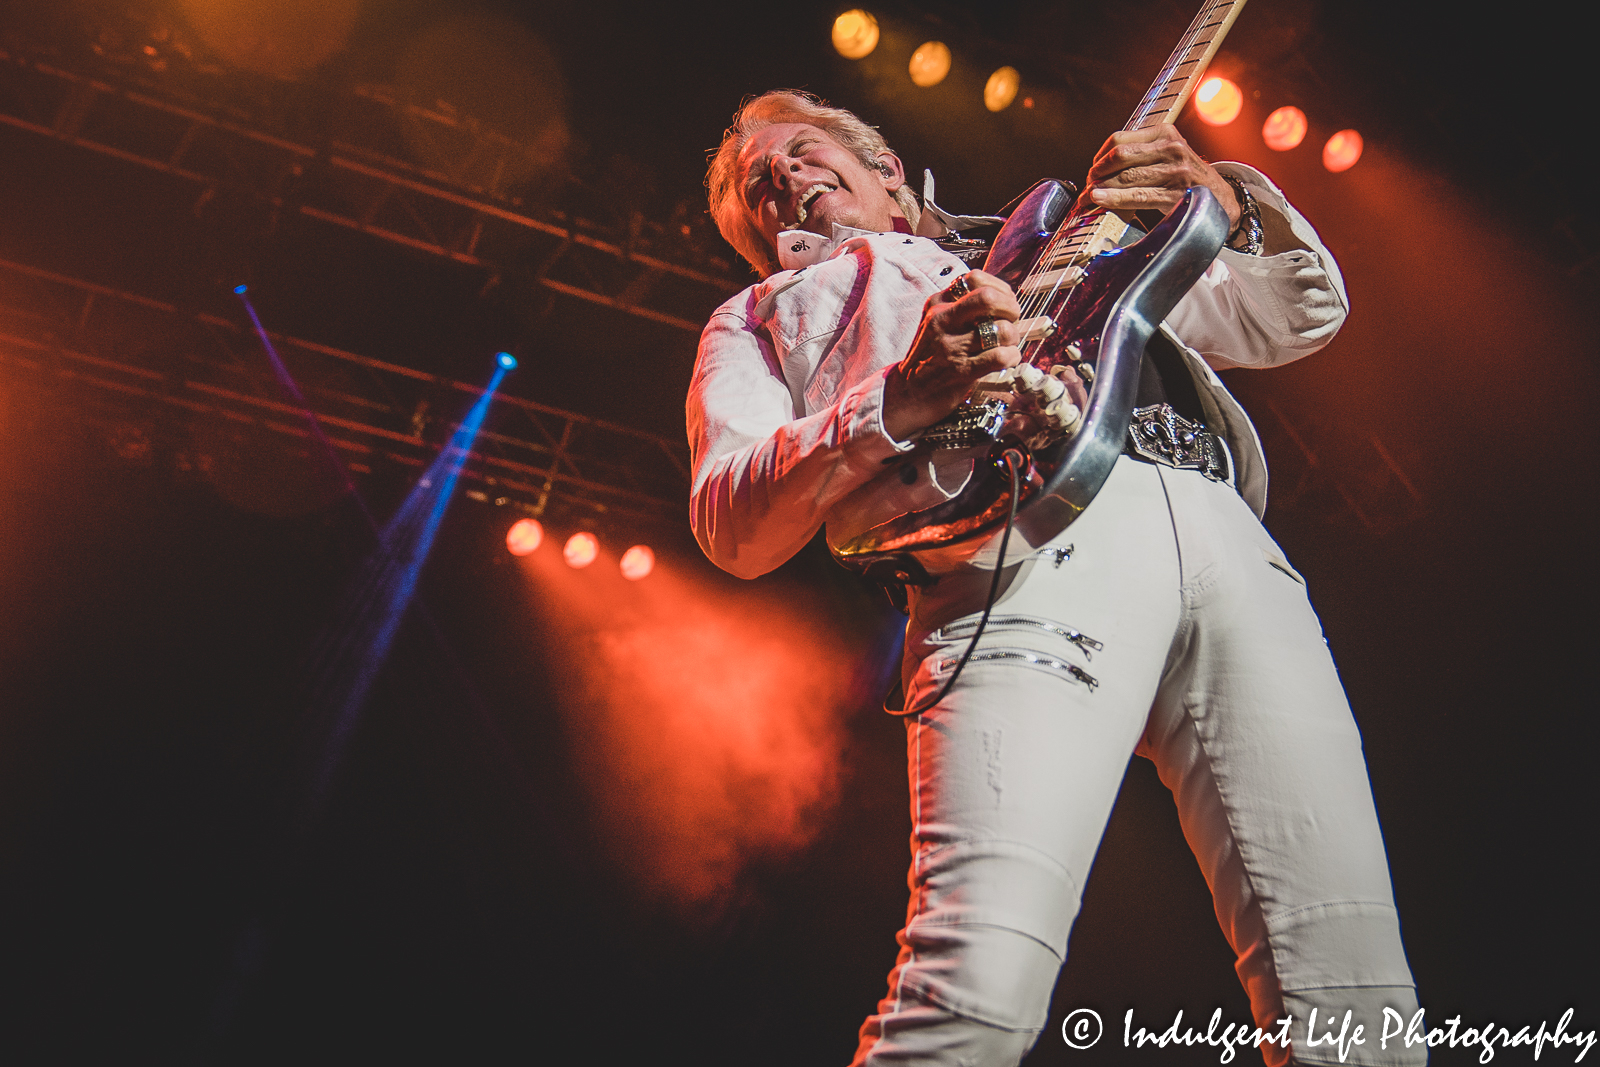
773, 221, 891, 271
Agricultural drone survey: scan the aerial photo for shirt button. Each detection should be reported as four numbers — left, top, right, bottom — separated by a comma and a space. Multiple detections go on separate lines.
940, 266, 953, 276
904, 239, 914, 244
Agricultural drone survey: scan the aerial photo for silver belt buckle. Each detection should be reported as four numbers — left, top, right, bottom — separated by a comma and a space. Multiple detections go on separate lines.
1128, 404, 1224, 480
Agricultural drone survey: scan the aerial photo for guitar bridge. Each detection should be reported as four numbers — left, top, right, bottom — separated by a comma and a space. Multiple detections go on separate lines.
919, 398, 1009, 450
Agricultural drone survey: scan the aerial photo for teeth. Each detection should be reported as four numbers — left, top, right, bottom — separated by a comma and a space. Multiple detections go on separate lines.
793, 183, 836, 225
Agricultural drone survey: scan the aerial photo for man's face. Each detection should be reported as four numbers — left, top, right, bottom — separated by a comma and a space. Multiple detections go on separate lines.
735, 122, 903, 254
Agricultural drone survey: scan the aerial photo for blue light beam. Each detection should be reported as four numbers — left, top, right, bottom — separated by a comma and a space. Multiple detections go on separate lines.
302, 365, 509, 816
234, 283, 513, 821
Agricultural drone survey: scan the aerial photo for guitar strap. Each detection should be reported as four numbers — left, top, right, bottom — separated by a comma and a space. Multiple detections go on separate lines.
1138, 331, 1208, 425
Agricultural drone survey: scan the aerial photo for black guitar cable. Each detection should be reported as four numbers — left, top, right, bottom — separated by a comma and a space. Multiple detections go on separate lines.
892, 447, 1025, 718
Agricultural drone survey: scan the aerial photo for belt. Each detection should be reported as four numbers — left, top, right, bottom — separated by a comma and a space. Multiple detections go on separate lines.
1124, 403, 1231, 483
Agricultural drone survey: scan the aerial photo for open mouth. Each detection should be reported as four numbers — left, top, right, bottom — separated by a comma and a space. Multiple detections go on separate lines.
792, 182, 837, 226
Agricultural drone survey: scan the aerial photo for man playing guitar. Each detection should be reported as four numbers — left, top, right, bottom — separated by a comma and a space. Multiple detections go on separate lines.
687, 90, 1423, 1067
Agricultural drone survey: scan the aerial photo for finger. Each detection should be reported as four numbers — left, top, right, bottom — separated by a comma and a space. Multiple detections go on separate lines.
1087, 185, 1185, 213
966, 317, 1023, 356
934, 272, 974, 305
1089, 147, 1188, 187
1102, 124, 1183, 152
936, 268, 1012, 305
1050, 364, 1090, 409
945, 285, 1021, 328
1089, 132, 1197, 183
959, 269, 1011, 294
1090, 127, 1163, 168
967, 344, 1021, 374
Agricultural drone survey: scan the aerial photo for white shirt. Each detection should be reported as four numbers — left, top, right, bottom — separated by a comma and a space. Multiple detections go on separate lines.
686, 165, 1348, 580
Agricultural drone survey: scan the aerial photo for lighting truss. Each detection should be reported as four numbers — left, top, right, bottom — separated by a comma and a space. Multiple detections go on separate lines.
0, 43, 740, 334
0, 255, 691, 531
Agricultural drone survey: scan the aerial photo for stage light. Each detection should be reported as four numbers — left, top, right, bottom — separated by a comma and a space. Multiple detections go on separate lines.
232, 284, 248, 295
506, 518, 543, 556
176, 0, 360, 80
984, 67, 1021, 112
564, 532, 599, 568
909, 41, 951, 87
619, 545, 655, 581
1195, 76, 1243, 126
1261, 106, 1307, 151
832, 10, 879, 59
496, 351, 518, 370
1323, 129, 1364, 172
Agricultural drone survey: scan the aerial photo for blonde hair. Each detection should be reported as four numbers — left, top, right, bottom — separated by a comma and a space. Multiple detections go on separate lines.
707, 90, 920, 277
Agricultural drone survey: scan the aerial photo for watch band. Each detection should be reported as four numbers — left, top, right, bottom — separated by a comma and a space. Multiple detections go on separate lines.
1218, 172, 1264, 256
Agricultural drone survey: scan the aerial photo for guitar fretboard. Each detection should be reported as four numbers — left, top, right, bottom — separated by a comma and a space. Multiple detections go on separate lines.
1017, 0, 1249, 312
1128, 0, 1250, 131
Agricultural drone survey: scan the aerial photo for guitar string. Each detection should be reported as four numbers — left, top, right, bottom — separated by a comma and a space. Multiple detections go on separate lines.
1130, 0, 1226, 130
915, 8, 1222, 713
1016, 0, 1220, 330
1010, 0, 1231, 370
1133, 0, 1231, 129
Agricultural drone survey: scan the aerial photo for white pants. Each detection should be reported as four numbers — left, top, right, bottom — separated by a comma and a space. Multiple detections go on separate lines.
851, 457, 1423, 1067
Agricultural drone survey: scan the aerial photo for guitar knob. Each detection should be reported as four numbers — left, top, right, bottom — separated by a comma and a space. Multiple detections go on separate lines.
1077, 363, 1096, 383
1066, 343, 1083, 362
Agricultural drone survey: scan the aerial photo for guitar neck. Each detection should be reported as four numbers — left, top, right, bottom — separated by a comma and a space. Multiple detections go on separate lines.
1025, 0, 1249, 289
1126, 0, 1250, 132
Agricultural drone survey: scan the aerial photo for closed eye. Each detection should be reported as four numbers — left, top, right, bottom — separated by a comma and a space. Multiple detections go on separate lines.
742, 137, 819, 206
743, 175, 765, 207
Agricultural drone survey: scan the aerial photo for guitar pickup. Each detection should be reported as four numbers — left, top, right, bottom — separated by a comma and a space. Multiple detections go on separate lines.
917, 398, 1009, 450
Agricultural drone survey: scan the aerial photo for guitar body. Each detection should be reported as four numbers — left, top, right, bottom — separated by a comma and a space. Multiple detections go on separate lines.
825, 0, 1251, 581
832, 185, 1230, 581
985, 179, 1078, 290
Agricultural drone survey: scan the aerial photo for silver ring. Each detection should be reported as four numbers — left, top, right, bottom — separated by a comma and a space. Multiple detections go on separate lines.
974, 317, 1000, 353
943, 274, 973, 302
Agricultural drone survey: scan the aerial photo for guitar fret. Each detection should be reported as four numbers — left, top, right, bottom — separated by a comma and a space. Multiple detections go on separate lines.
1013, 0, 1245, 328
1124, 0, 1247, 130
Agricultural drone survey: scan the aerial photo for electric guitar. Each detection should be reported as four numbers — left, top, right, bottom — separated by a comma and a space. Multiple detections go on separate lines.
831, 0, 1249, 581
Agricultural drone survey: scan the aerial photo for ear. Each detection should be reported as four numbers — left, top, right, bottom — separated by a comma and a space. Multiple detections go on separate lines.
873, 151, 907, 193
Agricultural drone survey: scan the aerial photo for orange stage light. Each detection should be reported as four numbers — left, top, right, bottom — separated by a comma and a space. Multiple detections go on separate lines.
619, 545, 655, 581
1323, 129, 1364, 172
563, 531, 599, 568
176, 0, 360, 80
831, 10, 880, 59
517, 555, 859, 907
1195, 76, 1243, 126
909, 41, 951, 87
505, 518, 543, 556
985, 67, 1021, 112
1262, 106, 1308, 151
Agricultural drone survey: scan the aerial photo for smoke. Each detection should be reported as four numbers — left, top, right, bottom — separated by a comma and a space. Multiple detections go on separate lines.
520, 549, 866, 913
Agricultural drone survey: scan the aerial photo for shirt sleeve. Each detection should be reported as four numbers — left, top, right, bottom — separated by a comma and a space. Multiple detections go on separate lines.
686, 305, 913, 579
1164, 163, 1349, 371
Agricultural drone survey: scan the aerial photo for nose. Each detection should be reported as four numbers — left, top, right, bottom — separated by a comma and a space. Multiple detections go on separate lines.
769, 153, 802, 190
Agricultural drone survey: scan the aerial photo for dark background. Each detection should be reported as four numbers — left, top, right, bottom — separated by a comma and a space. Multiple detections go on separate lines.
0, 0, 1594, 1063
